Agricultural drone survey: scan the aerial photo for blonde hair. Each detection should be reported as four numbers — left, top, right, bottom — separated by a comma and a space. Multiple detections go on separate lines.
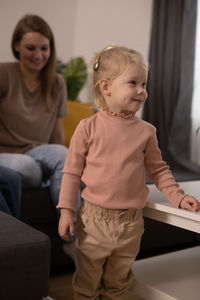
90, 45, 148, 110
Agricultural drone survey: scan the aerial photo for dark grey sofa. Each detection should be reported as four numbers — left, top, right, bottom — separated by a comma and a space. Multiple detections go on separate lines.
20, 187, 72, 268
0, 211, 50, 300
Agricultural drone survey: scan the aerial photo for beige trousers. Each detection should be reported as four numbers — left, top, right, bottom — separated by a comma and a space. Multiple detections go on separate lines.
73, 200, 144, 300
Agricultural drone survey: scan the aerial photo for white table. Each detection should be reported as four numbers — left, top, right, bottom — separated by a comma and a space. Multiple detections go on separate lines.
131, 181, 200, 300
143, 181, 200, 233
131, 246, 200, 300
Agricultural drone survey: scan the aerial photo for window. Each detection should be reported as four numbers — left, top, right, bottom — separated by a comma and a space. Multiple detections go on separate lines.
191, 0, 200, 164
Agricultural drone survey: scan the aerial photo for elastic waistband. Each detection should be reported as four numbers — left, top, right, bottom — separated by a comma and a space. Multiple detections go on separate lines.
80, 200, 139, 222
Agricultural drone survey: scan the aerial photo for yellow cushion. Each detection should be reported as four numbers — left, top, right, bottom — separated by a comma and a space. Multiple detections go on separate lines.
63, 101, 94, 147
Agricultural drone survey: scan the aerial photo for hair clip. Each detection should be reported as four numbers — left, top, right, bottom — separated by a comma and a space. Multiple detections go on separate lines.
93, 61, 100, 71
93, 44, 115, 71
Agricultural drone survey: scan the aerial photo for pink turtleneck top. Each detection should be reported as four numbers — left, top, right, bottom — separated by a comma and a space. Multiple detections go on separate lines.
57, 110, 185, 211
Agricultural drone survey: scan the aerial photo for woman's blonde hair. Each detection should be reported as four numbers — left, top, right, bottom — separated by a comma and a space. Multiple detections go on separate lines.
90, 45, 148, 109
11, 14, 57, 111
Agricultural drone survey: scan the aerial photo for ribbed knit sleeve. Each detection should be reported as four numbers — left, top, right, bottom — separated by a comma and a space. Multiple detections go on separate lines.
144, 126, 185, 207
57, 120, 88, 211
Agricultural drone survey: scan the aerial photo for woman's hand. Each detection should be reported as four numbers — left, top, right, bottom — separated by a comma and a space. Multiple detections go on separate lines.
58, 208, 74, 241
179, 195, 200, 212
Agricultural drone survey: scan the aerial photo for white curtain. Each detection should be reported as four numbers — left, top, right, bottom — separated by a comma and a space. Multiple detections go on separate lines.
191, 0, 200, 164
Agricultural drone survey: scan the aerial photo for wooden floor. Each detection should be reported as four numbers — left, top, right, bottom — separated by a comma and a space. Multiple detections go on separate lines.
49, 264, 75, 300
49, 264, 144, 300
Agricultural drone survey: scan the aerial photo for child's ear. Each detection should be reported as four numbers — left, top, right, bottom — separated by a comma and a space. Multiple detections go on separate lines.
99, 79, 111, 96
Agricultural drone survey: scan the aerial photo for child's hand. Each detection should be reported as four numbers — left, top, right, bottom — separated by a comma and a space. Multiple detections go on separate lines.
58, 208, 74, 242
179, 195, 200, 212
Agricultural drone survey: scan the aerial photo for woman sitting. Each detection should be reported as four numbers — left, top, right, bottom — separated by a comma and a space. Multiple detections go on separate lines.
0, 14, 78, 263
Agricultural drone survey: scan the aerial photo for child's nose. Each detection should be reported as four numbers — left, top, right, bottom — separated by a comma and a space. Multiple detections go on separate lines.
137, 86, 143, 94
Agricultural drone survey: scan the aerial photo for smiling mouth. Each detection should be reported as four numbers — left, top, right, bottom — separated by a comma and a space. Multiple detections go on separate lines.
32, 61, 43, 65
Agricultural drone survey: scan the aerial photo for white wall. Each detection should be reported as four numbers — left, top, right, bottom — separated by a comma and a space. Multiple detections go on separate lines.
0, 0, 153, 113
74, 0, 152, 60
74, 0, 153, 104
0, 0, 76, 62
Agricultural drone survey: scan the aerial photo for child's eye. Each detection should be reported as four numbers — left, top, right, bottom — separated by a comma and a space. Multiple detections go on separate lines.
130, 81, 136, 85
142, 82, 147, 89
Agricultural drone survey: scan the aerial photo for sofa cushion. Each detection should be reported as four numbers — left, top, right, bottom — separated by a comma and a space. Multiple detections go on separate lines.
63, 101, 94, 147
0, 211, 50, 300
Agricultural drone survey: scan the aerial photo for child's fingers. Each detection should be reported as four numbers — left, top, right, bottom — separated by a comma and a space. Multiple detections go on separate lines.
64, 223, 74, 241
184, 202, 196, 211
58, 224, 69, 241
58, 221, 69, 240
181, 196, 199, 211
194, 200, 200, 211
69, 222, 74, 236
187, 197, 200, 211
58, 219, 74, 241
61, 234, 70, 242
58, 209, 75, 241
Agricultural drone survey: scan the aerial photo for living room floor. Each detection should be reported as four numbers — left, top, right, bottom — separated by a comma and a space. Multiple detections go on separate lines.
49, 264, 74, 300
49, 265, 144, 300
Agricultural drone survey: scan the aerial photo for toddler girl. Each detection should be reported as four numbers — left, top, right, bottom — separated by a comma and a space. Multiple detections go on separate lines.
57, 45, 200, 300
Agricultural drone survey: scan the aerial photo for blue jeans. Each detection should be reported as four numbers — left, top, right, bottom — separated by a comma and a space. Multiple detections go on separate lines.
0, 144, 81, 209
0, 166, 21, 218
0, 145, 68, 207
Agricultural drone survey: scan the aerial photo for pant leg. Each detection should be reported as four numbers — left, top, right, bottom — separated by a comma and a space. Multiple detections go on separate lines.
26, 144, 82, 209
0, 166, 22, 218
0, 153, 42, 188
26, 144, 68, 207
73, 203, 112, 300
101, 210, 144, 300
0, 190, 11, 216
